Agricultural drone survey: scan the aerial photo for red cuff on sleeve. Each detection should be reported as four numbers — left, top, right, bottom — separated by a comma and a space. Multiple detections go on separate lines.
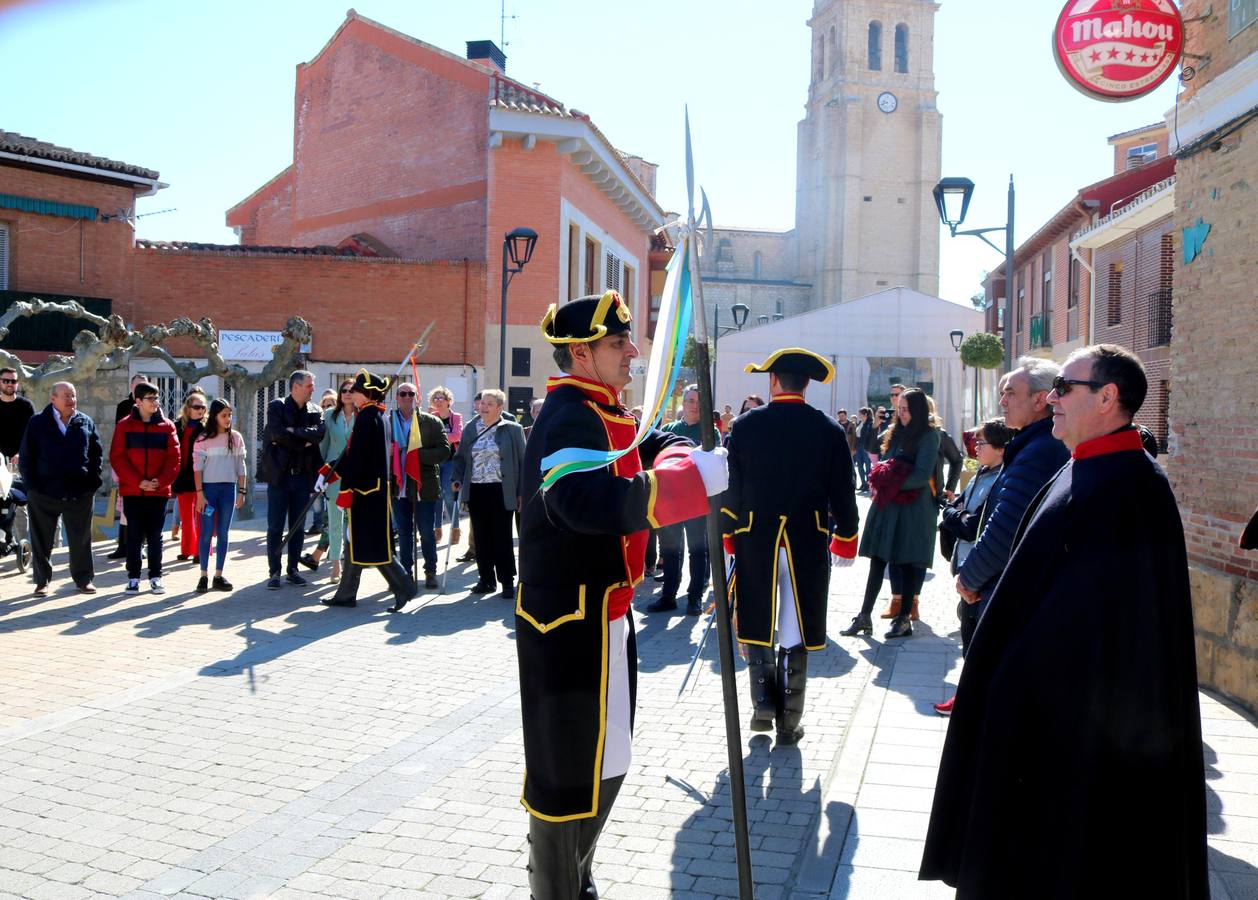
829, 534, 857, 558
335, 491, 353, 509
645, 446, 709, 528
318, 463, 340, 484
723, 535, 735, 555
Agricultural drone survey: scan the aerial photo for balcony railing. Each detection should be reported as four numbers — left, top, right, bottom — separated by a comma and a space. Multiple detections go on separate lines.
1147, 288, 1173, 347
1029, 313, 1052, 350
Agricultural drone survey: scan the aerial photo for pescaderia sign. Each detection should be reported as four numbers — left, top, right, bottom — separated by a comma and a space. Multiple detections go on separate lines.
219, 330, 313, 361
1054, 0, 1185, 101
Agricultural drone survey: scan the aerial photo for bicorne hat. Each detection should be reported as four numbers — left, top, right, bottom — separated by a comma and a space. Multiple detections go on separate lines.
351, 367, 392, 400
541, 290, 632, 345
744, 348, 835, 384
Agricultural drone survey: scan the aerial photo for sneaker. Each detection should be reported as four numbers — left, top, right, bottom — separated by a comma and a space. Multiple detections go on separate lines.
286, 572, 308, 586
125, 579, 141, 593
77, 582, 97, 594
933, 696, 956, 717
299, 554, 320, 571
212, 576, 233, 591
266, 576, 282, 591
150, 578, 165, 595
195, 575, 209, 594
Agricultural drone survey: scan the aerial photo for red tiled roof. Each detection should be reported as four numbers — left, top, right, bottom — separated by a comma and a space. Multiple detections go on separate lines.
135, 240, 359, 256
0, 130, 159, 181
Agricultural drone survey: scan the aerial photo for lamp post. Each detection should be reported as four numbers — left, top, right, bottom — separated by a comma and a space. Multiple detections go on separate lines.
712, 302, 750, 404
949, 328, 976, 430
500, 227, 539, 390
934, 175, 1016, 373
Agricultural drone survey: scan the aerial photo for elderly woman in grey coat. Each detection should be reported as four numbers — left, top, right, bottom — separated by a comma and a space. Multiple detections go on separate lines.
451, 389, 526, 598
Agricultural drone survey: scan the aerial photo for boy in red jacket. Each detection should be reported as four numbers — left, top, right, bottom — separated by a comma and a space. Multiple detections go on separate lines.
109, 381, 181, 593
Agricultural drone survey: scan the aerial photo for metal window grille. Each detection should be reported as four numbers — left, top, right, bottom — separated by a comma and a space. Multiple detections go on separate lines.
0, 224, 8, 290
1107, 264, 1123, 327
1147, 289, 1173, 347
142, 373, 190, 422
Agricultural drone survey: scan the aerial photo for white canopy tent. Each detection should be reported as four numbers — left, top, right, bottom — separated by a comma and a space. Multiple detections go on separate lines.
711, 287, 995, 436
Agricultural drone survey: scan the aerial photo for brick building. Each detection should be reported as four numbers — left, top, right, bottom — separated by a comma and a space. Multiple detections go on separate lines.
981, 131, 1176, 446
1164, 1, 1258, 711
226, 13, 665, 412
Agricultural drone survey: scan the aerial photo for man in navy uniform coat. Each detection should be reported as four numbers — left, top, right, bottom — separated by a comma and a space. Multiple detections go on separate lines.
920, 344, 1207, 899
720, 348, 859, 745
517, 291, 728, 898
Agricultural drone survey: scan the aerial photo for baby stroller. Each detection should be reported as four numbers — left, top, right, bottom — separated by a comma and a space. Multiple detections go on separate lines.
0, 456, 32, 574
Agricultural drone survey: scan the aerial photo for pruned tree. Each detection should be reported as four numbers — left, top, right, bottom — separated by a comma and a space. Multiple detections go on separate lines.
0, 297, 312, 518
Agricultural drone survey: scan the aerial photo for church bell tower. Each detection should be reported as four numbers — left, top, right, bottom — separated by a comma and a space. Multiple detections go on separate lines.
795, 0, 942, 304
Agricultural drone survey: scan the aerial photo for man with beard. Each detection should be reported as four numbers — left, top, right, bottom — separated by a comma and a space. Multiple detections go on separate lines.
920, 344, 1207, 899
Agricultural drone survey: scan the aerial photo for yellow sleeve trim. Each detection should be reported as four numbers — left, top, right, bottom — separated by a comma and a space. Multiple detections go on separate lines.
734, 511, 754, 535
834, 532, 858, 542
645, 470, 661, 529
720, 507, 738, 520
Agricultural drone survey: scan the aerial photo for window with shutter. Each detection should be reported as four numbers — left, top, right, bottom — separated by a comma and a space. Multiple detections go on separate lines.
0, 223, 9, 290
604, 251, 621, 292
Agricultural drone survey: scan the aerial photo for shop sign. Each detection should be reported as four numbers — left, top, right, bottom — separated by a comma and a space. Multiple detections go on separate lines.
219, 330, 312, 361
1053, 0, 1185, 101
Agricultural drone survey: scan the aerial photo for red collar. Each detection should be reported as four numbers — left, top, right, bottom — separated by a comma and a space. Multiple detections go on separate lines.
771, 393, 806, 404
547, 376, 619, 407
1072, 427, 1145, 460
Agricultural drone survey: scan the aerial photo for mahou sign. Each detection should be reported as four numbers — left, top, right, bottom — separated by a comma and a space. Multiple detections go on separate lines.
1054, 0, 1185, 101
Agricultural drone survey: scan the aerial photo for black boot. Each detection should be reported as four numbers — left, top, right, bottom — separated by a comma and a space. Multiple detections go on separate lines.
107, 524, 127, 560
746, 644, 777, 733
776, 644, 808, 745
324, 563, 361, 607
380, 561, 418, 612
885, 614, 913, 639
839, 613, 873, 636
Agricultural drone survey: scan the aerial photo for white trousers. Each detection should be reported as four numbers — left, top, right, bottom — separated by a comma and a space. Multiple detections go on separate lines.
776, 546, 802, 648
601, 615, 632, 779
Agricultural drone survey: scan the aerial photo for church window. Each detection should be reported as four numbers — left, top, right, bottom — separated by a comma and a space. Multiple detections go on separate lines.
718, 238, 733, 263
829, 26, 838, 75
753, 251, 762, 279
894, 24, 909, 73
868, 22, 882, 71
815, 36, 825, 82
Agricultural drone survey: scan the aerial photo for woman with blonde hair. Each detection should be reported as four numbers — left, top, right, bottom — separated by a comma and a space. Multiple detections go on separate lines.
172, 389, 209, 562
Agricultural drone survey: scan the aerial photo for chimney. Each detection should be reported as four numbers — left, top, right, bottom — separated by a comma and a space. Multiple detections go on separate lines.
466, 40, 506, 74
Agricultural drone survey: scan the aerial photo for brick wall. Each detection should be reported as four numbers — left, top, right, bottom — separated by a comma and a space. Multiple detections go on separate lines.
1178, 0, 1258, 102
129, 247, 487, 367
0, 165, 139, 301
1168, 35, 1258, 709
230, 168, 294, 247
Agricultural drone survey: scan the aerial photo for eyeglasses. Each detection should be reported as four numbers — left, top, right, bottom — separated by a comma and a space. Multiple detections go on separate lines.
0, 378, 17, 384
189, 404, 206, 411
1051, 375, 1105, 396
340, 388, 353, 394
973, 440, 990, 449
139, 395, 160, 403
397, 391, 415, 397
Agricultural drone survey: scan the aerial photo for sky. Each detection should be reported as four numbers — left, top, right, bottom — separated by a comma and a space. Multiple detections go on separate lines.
0, 0, 1183, 308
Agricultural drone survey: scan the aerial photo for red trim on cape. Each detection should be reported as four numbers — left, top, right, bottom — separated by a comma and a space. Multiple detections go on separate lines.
771, 393, 806, 404
1072, 427, 1145, 460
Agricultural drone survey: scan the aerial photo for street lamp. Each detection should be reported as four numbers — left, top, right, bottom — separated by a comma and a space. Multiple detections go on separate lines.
713, 303, 751, 403
499, 227, 538, 390
933, 175, 1016, 373
949, 329, 964, 351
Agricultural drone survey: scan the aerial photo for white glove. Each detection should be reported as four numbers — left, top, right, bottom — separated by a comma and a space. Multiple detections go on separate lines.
832, 554, 855, 568
691, 447, 729, 497
314, 474, 326, 494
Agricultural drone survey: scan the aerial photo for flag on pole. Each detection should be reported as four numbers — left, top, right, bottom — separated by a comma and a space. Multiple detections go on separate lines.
538, 235, 694, 491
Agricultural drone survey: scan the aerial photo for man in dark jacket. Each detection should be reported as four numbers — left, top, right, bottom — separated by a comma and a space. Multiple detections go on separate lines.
921, 344, 1206, 898
20, 382, 103, 595
518, 292, 724, 898
385, 382, 451, 589
955, 359, 1068, 610
110, 381, 181, 594
263, 370, 326, 590
855, 407, 876, 491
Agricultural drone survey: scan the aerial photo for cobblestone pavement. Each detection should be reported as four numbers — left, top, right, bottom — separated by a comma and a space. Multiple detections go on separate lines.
1, 496, 1256, 899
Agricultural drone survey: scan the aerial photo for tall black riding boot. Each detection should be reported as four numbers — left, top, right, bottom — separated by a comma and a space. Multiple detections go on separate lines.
324, 562, 362, 607
746, 644, 778, 732
776, 644, 809, 745
380, 561, 418, 612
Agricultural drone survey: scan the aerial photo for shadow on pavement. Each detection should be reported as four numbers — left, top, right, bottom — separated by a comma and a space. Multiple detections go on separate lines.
1204, 733, 1258, 898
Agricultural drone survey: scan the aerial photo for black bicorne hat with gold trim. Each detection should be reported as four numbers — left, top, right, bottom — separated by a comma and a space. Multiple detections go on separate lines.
744, 348, 835, 384
351, 367, 392, 400
541, 290, 632, 345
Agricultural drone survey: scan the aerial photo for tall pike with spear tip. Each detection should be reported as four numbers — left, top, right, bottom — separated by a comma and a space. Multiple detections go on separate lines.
678, 108, 755, 899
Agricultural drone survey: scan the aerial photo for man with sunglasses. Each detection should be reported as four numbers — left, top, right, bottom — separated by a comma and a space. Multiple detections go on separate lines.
0, 367, 34, 464
386, 381, 450, 589
954, 358, 1068, 610
923, 344, 1206, 898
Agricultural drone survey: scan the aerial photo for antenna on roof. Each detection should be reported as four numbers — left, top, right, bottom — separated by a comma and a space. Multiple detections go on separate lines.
500, 0, 517, 49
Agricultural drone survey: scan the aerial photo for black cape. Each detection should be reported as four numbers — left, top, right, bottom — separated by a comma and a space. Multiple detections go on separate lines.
333, 404, 394, 567
720, 399, 859, 649
920, 432, 1207, 899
